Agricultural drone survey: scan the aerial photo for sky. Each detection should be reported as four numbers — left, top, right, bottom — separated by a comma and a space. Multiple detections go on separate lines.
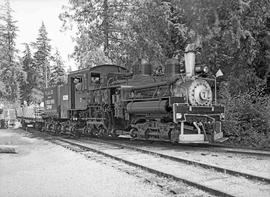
10, 0, 78, 71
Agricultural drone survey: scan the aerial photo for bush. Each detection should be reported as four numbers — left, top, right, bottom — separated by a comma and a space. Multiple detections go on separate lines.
220, 82, 270, 148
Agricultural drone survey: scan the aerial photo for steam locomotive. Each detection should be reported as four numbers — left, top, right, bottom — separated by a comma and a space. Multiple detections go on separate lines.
32, 45, 225, 143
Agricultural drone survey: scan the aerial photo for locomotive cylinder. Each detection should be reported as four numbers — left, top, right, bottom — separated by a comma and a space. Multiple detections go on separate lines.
126, 100, 168, 114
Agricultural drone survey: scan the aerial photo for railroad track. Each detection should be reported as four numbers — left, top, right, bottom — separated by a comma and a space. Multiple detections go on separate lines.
81, 138, 270, 183
53, 137, 270, 197
95, 136, 270, 157
26, 126, 270, 157
193, 143, 270, 157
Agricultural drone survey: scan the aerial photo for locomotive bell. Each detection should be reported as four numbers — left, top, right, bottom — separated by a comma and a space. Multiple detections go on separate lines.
184, 44, 196, 77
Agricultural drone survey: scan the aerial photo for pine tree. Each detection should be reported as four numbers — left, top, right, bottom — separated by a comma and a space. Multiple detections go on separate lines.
60, 0, 134, 68
49, 49, 66, 87
0, 0, 20, 102
20, 44, 35, 104
0, 3, 6, 98
32, 22, 51, 90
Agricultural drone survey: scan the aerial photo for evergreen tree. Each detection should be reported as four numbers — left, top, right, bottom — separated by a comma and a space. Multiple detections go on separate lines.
0, 0, 20, 102
0, 5, 6, 98
32, 22, 51, 90
60, 0, 134, 68
49, 49, 66, 87
20, 44, 35, 104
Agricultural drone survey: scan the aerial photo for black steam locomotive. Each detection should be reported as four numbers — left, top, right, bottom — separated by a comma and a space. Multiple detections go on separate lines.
41, 45, 225, 143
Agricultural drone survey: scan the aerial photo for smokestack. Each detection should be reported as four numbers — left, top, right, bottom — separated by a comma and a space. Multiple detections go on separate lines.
184, 44, 196, 77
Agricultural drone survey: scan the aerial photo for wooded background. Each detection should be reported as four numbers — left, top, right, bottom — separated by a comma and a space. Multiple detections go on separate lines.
0, 0, 269, 147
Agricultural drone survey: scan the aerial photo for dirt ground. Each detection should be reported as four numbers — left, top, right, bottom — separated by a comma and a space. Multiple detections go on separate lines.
0, 129, 169, 197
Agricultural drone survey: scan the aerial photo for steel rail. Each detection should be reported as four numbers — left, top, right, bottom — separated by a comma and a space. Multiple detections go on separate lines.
83, 138, 270, 184
94, 137, 270, 157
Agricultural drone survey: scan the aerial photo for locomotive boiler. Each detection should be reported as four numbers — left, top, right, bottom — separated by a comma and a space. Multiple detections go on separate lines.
40, 44, 225, 143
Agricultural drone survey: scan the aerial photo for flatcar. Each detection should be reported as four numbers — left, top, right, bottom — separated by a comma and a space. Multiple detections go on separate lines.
39, 44, 225, 143
16, 104, 44, 129
0, 104, 16, 128
0, 104, 6, 128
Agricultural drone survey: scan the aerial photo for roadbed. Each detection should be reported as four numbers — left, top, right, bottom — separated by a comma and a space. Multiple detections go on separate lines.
0, 129, 170, 197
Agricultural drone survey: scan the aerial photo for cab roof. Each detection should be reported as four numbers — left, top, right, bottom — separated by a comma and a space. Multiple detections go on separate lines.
69, 64, 127, 75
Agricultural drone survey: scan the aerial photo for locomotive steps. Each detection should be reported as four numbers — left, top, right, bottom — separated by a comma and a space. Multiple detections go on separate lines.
53, 137, 270, 197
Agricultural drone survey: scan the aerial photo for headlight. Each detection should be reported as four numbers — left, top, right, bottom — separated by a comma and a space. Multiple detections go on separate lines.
176, 113, 182, 119
195, 65, 209, 74
203, 66, 209, 73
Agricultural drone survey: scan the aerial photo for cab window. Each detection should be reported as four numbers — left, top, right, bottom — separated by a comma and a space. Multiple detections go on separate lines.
91, 73, 100, 84
74, 77, 82, 91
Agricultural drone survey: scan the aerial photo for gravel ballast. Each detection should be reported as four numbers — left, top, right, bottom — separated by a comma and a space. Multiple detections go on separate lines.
0, 129, 170, 197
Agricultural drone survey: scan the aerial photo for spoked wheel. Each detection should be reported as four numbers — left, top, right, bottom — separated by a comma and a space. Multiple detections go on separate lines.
169, 129, 179, 143
70, 126, 81, 139
83, 126, 89, 136
70, 126, 76, 137
21, 120, 27, 130
130, 128, 139, 139
75, 129, 81, 138
111, 129, 119, 137
91, 125, 99, 137
55, 123, 61, 135
41, 125, 46, 132
35, 122, 42, 131
49, 123, 55, 134
61, 125, 69, 135
97, 125, 108, 137
145, 129, 150, 140
86, 125, 95, 137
